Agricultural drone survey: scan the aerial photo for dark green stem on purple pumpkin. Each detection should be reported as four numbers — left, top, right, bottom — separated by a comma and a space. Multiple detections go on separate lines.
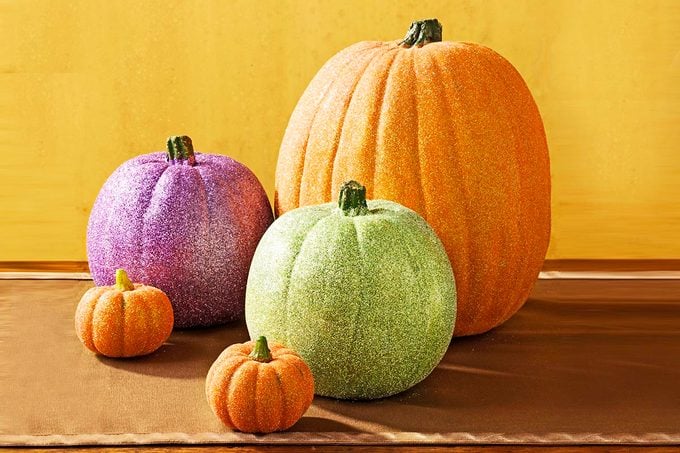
166, 135, 196, 166
399, 19, 442, 47
115, 268, 135, 292
338, 180, 369, 217
249, 336, 273, 363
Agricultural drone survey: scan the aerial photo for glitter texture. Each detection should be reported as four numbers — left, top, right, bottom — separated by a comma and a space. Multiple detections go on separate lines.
87, 151, 273, 328
74, 281, 174, 357
205, 338, 315, 433
245, 199, 457, 400
274, 38, 551, 337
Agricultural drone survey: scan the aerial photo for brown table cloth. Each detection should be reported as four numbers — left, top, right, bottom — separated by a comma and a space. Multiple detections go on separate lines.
1, 278, 679, 446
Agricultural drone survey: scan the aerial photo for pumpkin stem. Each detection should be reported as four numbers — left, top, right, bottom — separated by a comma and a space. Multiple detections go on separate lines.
115, 268, 135, 292
249, 336, 273, 363
166, 135, 196, 166
338, 181, 369, 217
399, 19, 442, 48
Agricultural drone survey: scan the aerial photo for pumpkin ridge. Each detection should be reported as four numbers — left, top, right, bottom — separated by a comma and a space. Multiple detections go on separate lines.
426, 50, 473, 329
340, 218, 365, 393
143, 289, 164, 355
372, 50, 402, 197
255, 362, 286, 432
123, 291, 145, 355
282, 214, 330, 346
194, 166, 213, 300
92, 161, 157, 279
488, 48, 531, 330
282, 355, 314, 408
471, 45, 550, 333
141, 167, 215, 327
253, 361, 262, 432
327, 48, 387, 202
225, 342, 253, 357
91, 290, 123, 356
275, 42, 381, 212
447, 45, 517, 331
77, 287, 108, 352
475, 47, 532, 327
138, 165, 172, 283
438, 47, 496, 333
504, 62, 550, 327
297, 46, 381, 207
118, 292, 127, 356
227, 361, 259, 430
330, 49, 399, 199
409, 50, 427, 219
385, 216, 438, 362
211, 356, 249, 428
140, 289, 163, 355
271, 363, 290, 427
210, 355, 247, 389
274, 356, 314, 426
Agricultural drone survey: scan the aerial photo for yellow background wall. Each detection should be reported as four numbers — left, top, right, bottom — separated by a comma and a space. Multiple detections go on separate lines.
2, 0, 679, 260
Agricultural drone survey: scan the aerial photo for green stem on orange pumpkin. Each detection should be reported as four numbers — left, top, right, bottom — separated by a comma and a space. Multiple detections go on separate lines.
399, 19, 442, 48
249, 336, 273, 363
166, 135, 196, 166
115, 269, 135, 292
338, 180, 369, 217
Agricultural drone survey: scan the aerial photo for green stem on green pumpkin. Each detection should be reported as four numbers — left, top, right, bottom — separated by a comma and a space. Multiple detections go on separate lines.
338, 180, 369, 217
249, 336, 273, 363
166, 135, 196, 166
399, 19, 442, 48
115, 269, 135, 292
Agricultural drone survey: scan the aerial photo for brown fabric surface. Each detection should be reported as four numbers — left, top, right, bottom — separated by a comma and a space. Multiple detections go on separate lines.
1, 279, 679, 446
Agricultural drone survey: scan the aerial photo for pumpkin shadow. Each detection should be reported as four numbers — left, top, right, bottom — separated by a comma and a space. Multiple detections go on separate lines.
289, 416, 362, 433
96, 321, 250, 379
309, 325, 533, 433
311, 294, 680, 435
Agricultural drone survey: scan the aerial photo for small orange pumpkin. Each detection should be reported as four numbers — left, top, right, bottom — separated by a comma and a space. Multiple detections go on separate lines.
206, 336, 314, 433
75, 268, 174, 357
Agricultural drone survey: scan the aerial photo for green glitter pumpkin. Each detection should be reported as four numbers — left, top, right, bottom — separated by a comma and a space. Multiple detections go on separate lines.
245, 181, 456, 400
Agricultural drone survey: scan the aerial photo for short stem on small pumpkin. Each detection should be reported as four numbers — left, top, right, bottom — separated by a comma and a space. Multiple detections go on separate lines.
166, 135, 196, 166
338, 180, 369, 217
249, 336, 273, 363
115, 269, 135, 292
399, 19, 442, 48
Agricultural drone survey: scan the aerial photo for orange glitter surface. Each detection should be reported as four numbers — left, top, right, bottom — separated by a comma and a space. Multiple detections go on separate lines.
74, 283, 174, 357
275, 39, 550, 337
205, 340, 315, 433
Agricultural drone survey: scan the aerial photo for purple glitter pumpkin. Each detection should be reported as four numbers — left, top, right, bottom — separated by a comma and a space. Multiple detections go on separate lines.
87, 136, 273, 328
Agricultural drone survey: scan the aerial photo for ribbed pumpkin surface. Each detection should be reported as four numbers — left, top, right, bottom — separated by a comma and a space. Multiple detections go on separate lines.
275, 35, 550, 336
75, 282, 174, 357
87, 138, 273, 328
205, 339, 314, 433
246, 191, 456, 400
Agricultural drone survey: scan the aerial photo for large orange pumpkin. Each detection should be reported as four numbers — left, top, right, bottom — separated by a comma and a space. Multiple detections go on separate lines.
275, 19, 550, 336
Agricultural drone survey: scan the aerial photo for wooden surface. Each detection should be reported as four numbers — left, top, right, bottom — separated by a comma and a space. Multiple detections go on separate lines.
2, 277, 679, 451
3, 259, 680, 273
0, 261, 91, 273
2, 446, 678, 452
541, 259, 680, 272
